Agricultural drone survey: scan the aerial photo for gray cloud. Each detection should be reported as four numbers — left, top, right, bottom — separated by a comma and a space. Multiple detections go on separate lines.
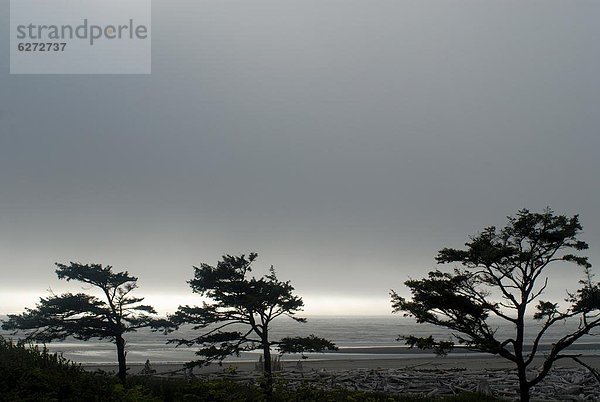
1, 0, 599, 314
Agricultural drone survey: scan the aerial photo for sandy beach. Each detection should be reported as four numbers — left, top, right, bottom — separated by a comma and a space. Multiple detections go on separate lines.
80, 354, 600, 400
82, 354, 600, 376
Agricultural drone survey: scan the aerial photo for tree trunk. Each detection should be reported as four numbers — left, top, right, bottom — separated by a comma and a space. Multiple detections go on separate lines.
515, 304, 530, 402
262, 333, 273, 400
115, 334, 127, 385
517, 363, 530, 402
519, 384, 530, 402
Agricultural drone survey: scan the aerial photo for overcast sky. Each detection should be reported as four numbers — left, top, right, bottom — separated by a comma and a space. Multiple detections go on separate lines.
1, 0, 599, 315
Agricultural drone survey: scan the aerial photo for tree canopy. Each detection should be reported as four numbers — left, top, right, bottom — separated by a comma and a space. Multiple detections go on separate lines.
391, 209, 600, 402
2, 262, 164, 384
168, 253, 337, 394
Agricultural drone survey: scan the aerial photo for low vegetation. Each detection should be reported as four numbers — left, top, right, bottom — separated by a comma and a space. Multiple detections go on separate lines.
0, 336, 155, 401
0, 335, 504, 401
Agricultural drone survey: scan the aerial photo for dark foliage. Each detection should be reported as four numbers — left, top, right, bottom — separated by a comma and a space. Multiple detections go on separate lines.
279, 334, 338, 357
166, 253, 337, 396
0, 336, 158, 401
391, 209, 600, 402
2, 262, 167, 384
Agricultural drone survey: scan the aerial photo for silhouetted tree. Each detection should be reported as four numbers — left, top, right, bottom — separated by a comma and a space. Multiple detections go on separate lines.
391, 209, 600, 402
2, 263, 165, 384
169, 253, 337, 397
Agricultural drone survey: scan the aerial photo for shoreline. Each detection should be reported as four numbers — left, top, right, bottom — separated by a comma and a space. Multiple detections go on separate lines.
82, 354, 600, 376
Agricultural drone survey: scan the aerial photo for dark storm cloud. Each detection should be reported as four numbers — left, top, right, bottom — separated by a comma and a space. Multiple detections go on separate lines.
1, 0, 599, 313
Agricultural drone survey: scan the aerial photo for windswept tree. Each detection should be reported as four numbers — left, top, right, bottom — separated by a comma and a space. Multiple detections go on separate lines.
169, 253, 337, 395
391, 209, 600, 402
2, 263, 165, 384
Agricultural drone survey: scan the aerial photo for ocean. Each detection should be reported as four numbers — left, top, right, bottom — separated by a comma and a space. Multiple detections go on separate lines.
2, 316, 599, 365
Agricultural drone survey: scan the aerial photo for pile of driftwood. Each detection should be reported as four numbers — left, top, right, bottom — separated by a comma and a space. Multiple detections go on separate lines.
186, 365, 600, 400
